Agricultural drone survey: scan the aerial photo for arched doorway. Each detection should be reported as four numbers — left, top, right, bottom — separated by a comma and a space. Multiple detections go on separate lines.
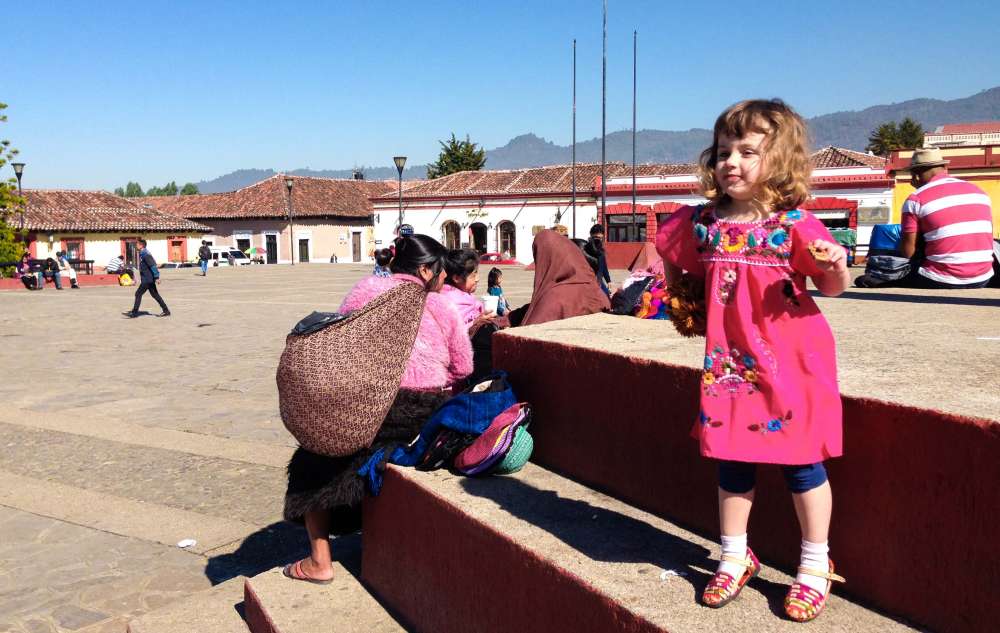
469, 222, 488, 254
442, 221, 461, 250
497, 221, 516, 258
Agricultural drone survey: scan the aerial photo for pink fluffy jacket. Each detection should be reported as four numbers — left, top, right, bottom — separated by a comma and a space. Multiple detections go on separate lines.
339, 274, 473, 391
439, 283, 484, 325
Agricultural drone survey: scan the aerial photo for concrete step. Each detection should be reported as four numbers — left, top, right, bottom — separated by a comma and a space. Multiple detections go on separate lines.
244, 564, 408, 633
492, 313, 998, 633
126, 575, 248, 633
362, 464, 920, 633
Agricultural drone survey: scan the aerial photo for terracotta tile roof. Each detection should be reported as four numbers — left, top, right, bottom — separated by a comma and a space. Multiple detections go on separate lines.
810, 147, 887, 170
379, 163, 703, 199
19, 190, 211, 233
144, 174, 397, 220
931, 121, 1000, 135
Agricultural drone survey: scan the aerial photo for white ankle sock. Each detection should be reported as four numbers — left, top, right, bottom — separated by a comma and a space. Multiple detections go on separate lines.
717, 533, 749, 578
796, 539, 831, 593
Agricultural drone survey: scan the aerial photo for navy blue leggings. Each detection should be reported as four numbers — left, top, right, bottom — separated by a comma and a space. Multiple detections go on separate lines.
718, 461, 827, 494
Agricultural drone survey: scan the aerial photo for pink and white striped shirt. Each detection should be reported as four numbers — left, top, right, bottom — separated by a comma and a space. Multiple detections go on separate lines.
901, 174, 995, 285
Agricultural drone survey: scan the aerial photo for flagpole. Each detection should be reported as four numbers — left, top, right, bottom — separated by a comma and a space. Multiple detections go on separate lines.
631, 29, 637, 241
600, 0, 607, 236
572, 38, 577, 238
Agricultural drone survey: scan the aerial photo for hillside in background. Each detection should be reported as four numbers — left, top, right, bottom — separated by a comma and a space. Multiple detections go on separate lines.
194, 87, 1000, 193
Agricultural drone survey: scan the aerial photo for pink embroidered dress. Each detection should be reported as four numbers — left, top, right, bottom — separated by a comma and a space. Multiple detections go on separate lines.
656, 206, 842, 465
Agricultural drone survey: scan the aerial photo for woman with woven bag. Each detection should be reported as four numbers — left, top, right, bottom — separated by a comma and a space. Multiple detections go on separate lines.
282, 234, 473, 584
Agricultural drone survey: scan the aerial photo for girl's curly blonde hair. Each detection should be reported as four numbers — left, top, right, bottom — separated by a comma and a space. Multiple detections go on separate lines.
698, 99, 811, 211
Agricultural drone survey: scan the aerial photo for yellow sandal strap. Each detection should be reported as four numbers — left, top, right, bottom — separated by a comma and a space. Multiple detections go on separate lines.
798, 566, 846, 583
720, 554, 754, 568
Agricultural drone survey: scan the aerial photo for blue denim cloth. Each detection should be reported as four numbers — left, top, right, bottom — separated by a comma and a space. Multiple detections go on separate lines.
200, 260, 208, 274
718, 461, 828, 494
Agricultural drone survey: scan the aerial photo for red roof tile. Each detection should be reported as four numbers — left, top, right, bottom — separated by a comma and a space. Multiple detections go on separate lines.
381, 163, 703, 199
810, 147, 887, 170
932, 121, 1000, 135
145, 174, 397, 220
20, 190, 211, 233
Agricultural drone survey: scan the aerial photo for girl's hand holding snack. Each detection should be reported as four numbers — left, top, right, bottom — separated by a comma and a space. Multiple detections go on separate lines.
808, 239, 851, 297
807, 240, 847, 273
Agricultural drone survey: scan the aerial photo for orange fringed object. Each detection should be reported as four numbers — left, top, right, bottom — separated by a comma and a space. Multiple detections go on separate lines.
666, 274, 707, 338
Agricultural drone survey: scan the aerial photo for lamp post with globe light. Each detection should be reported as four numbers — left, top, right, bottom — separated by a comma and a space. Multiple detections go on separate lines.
393, 156, 406, 234
285, 177, 295, 266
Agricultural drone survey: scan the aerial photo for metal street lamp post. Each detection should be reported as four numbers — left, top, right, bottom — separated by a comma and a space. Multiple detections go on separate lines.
12, 162, 25, 230
285, 177, 295, 266
393, 156, 406, 235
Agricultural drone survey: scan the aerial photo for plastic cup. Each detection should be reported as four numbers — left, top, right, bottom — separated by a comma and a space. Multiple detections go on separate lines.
481, 295, 499, 314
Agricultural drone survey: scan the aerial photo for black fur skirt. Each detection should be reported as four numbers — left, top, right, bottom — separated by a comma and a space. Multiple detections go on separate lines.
283, 388, 448, 530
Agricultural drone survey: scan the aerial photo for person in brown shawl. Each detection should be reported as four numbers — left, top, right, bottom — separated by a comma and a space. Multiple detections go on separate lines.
508, 229, 611, 327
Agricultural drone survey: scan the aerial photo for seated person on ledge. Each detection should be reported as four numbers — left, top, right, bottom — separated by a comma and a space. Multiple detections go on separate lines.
41, 257, 63, 290
857, 147, 994, 289
106, 255, 135, 279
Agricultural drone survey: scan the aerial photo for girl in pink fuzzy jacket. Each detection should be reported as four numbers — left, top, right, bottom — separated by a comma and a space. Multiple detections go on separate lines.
282, 234, 472, 585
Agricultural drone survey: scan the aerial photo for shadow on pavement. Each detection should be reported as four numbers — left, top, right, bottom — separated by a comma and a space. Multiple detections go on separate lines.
817, 290, 1000, 307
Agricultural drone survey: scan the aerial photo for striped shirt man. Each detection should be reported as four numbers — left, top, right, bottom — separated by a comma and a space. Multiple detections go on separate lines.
901, 174, 994, 286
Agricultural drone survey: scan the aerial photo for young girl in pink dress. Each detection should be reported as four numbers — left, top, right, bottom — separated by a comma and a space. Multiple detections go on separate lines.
656, 100, 851, 622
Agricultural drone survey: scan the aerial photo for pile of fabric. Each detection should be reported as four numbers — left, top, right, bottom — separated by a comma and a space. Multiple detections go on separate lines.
357, 372, 534, 495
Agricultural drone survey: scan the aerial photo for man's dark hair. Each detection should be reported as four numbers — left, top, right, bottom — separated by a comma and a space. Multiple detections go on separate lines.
589, 224, 604, 237
138, 239, 148, 248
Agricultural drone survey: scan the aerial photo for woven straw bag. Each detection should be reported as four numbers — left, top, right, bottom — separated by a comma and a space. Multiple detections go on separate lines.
276, 281, 427, 457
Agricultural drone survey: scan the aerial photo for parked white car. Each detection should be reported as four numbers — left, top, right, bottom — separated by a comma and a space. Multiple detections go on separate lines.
209, 246, 253, 266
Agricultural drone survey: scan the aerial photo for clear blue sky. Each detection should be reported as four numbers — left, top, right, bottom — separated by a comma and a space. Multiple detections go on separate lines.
6, 0, 1000, 190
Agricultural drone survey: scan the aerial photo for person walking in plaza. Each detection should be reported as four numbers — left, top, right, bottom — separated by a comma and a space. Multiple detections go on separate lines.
198, 241, 211, 276
282, 233, 472, 585
855, 147, 994, 289
657, 100, 851, 623
56, 251, 81, 288
124, 239, 170, 318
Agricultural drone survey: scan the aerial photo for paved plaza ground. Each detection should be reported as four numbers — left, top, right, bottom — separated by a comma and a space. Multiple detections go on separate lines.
0, 263, 997, 632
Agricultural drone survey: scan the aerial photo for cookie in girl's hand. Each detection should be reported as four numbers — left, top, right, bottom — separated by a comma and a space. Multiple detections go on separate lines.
808, 242, 831, 262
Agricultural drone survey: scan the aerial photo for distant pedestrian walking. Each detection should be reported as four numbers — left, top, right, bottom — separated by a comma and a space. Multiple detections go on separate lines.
198, 241, 211, 276
124, 239, 170, 318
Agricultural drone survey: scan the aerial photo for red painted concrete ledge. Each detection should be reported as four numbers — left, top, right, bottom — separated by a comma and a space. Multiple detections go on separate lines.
0, 274, 121, 291
492, 326, 998, 633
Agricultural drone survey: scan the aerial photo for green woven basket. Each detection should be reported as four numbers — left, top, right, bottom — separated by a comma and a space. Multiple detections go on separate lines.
493, 427, 533, 475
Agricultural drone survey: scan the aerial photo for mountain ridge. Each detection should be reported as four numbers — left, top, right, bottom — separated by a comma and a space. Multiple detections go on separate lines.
194, 87, 1000, 193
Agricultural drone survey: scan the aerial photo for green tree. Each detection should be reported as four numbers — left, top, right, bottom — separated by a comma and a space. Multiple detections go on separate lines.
114, 187, 126, 197
426, 133, 486, 179
896, 117, 925, 149
865, 117, 925, 156
124, 181, 144, 197
0, 102, 27, 276
180, 182, 199, 195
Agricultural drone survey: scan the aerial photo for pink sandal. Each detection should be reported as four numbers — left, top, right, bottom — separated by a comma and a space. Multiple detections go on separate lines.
702, 547, 761, 608
784, 560, 845, 622
282, 559, 334, 586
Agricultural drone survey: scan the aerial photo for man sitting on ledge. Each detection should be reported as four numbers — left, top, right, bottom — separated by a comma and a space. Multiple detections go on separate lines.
857, 147, 994, 289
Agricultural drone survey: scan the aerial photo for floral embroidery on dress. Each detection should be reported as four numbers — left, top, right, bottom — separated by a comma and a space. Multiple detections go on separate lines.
716, 268, 737, 304
747, 411, 793, 434
692, 207, 804, 265
703, 345, 759, 397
